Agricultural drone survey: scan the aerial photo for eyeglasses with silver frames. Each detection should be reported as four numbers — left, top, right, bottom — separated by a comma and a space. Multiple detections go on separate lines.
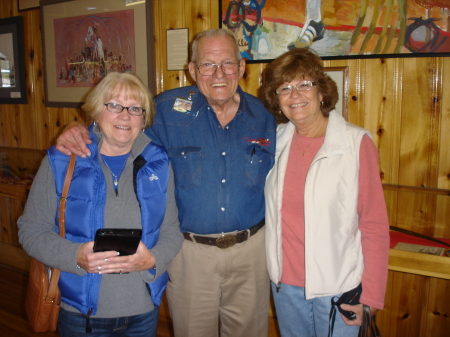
275, 81, 317, 95
195, 62, 240, 76
104, 103, 145, 116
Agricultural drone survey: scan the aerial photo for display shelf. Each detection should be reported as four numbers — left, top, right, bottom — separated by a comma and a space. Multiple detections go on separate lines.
388, 249, 450, 280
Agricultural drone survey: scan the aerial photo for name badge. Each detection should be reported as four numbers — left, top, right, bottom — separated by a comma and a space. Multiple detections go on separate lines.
172, 91, 198, 117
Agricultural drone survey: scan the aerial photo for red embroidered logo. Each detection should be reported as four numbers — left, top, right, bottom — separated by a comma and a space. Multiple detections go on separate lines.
244, 137, 271, 146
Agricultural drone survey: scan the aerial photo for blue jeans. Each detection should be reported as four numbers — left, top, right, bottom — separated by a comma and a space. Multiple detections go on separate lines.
58, 306, 159, 337
272, 283, 359, 337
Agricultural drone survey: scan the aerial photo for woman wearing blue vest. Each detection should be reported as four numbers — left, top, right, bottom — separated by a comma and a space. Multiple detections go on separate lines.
18, 72, 183, 336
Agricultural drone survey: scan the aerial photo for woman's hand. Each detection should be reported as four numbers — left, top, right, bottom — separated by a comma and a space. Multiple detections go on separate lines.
340, 303, 378, 326
56, 121, 92, 158
76, 241, 120, 273
79, 241, 156, 275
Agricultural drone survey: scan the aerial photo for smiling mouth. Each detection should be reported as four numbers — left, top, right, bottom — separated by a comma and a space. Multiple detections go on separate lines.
115, 125, 131, 130
211, 83, 228, 87
289, 103, 307, 108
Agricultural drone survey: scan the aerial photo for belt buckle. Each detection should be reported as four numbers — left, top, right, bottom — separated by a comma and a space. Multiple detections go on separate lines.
216, 234, 237, 249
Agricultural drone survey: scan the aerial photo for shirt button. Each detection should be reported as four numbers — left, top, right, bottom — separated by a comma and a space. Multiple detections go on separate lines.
222, 179, 226, 183
222, 152, 226, 156
221, 207, 225, 211
181, 152, 185, 156
226, 126, 229, 129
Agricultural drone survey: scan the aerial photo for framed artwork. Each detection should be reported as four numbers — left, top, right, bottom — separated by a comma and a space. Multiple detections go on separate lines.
220, 0, 450, 62
0, 16, 27, 104
325, 66, 349, 121
40, 0, 154, 108
18, 0, 40, 11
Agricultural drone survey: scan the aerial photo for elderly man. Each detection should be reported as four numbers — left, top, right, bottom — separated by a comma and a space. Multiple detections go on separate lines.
55, 28, 276, 337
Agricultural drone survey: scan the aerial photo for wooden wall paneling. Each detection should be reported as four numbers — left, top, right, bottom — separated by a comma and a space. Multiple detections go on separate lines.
394, 190, 436, 234
241, 63, 266, 96
437, 58, 450, 190
0, 0, 15, 18
379, 58, 403, 185
210, 0, 219, 29
435, 195, 450, 238
347, 59, 365, 128
0, 195, 24, 246
399, 58, 437, 188
387, 271, 429, 337
152, 0, 164, 95
188, 0, 213, 35
424, 277, 450, 337
22, 9, 45, 150
376, 269, 394, 336
362, 58, 387, 150
17, 10, 39, 148
426, 57, 443, 188
157, 0, 189, 93
0, 196, 10, 243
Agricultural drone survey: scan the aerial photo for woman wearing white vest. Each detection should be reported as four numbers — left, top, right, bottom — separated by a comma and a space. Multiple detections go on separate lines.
259, 49, 390, 337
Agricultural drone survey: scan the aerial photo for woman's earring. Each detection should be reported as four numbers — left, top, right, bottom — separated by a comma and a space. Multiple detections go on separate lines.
93, 121, 97, 126
279, 110, 283, 115
320, 101, 324, 106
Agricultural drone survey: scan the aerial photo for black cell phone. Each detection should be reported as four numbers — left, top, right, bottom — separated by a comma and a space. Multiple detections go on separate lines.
93, 228, 142, 256
334, 283, 362, 320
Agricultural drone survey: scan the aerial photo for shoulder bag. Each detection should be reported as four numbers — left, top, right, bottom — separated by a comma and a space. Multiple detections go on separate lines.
25, 153, 76, 333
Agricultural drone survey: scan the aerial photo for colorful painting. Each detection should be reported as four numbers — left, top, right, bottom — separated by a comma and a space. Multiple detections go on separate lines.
220, 0, 450, 61
53, 10, 136, 87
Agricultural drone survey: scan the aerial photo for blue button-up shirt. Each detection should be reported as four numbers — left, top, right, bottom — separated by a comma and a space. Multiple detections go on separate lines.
145, 85, 276, 234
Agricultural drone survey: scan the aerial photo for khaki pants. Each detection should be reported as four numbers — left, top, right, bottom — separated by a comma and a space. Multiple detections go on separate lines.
166, 227, 269, 337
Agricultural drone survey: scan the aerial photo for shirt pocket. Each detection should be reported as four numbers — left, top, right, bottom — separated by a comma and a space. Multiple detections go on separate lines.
168, 147, 201, 190
245, 144, 273, 192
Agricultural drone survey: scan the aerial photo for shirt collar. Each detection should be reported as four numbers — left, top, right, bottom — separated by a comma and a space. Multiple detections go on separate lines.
191, 85, 252, 118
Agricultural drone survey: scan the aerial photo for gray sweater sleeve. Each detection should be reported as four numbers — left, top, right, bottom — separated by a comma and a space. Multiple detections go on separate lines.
17, 156, 85, 275
142, 164, 183, 282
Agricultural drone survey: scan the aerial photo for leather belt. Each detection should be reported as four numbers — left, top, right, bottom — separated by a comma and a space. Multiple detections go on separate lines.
183, 219, 265, 249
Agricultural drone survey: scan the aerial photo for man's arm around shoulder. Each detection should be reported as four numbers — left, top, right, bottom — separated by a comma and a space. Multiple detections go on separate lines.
56, 121, 92, 157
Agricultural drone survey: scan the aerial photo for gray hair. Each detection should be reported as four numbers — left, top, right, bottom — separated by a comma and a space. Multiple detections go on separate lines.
191, 29, 242, 63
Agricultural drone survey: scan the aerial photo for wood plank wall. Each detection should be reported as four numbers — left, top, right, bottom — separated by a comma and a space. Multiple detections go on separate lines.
1, 0, 449, 336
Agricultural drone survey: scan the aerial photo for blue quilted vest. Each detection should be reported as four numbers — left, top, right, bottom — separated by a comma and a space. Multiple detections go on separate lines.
46, 127, 170, 315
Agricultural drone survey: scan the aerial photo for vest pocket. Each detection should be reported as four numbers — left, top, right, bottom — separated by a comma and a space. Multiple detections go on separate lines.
168, 147, 201, 190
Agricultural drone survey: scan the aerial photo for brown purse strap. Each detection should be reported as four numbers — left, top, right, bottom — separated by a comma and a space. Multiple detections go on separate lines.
48, 153, 76, 298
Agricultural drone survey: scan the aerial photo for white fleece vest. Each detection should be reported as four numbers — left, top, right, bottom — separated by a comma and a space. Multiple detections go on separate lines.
265, 110, 371, 299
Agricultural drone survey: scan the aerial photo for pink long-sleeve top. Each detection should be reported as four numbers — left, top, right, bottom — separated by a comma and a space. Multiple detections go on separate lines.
280, 133, 389, 309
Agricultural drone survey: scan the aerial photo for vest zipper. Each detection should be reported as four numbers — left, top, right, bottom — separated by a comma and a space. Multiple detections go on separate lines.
85, 308, 93, 333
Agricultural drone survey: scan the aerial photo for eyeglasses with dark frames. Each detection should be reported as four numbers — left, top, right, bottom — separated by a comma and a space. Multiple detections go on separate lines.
104, 103, 145, 116
195, 62, 240, 76
275, 81, 317, 95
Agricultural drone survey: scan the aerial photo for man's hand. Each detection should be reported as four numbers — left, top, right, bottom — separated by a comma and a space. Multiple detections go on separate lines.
56, 121, 92, 157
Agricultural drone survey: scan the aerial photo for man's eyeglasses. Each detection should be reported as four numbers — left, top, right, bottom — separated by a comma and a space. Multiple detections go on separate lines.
275, 81, 317, 95
104, 103, 145, 116
195, 62, 240, 76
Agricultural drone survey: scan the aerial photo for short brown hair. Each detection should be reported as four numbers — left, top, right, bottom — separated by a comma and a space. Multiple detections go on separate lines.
82, 72, 154, 128
259, 48, 338, 124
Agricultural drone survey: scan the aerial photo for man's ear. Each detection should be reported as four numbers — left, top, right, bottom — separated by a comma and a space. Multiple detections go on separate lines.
238, 58, 246, 79
188, 62, 197, 82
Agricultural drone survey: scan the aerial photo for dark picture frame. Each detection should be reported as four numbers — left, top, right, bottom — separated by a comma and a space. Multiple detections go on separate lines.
0, 16, 27, 104
40, 0, 155, 108
220, 0, 450, 63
